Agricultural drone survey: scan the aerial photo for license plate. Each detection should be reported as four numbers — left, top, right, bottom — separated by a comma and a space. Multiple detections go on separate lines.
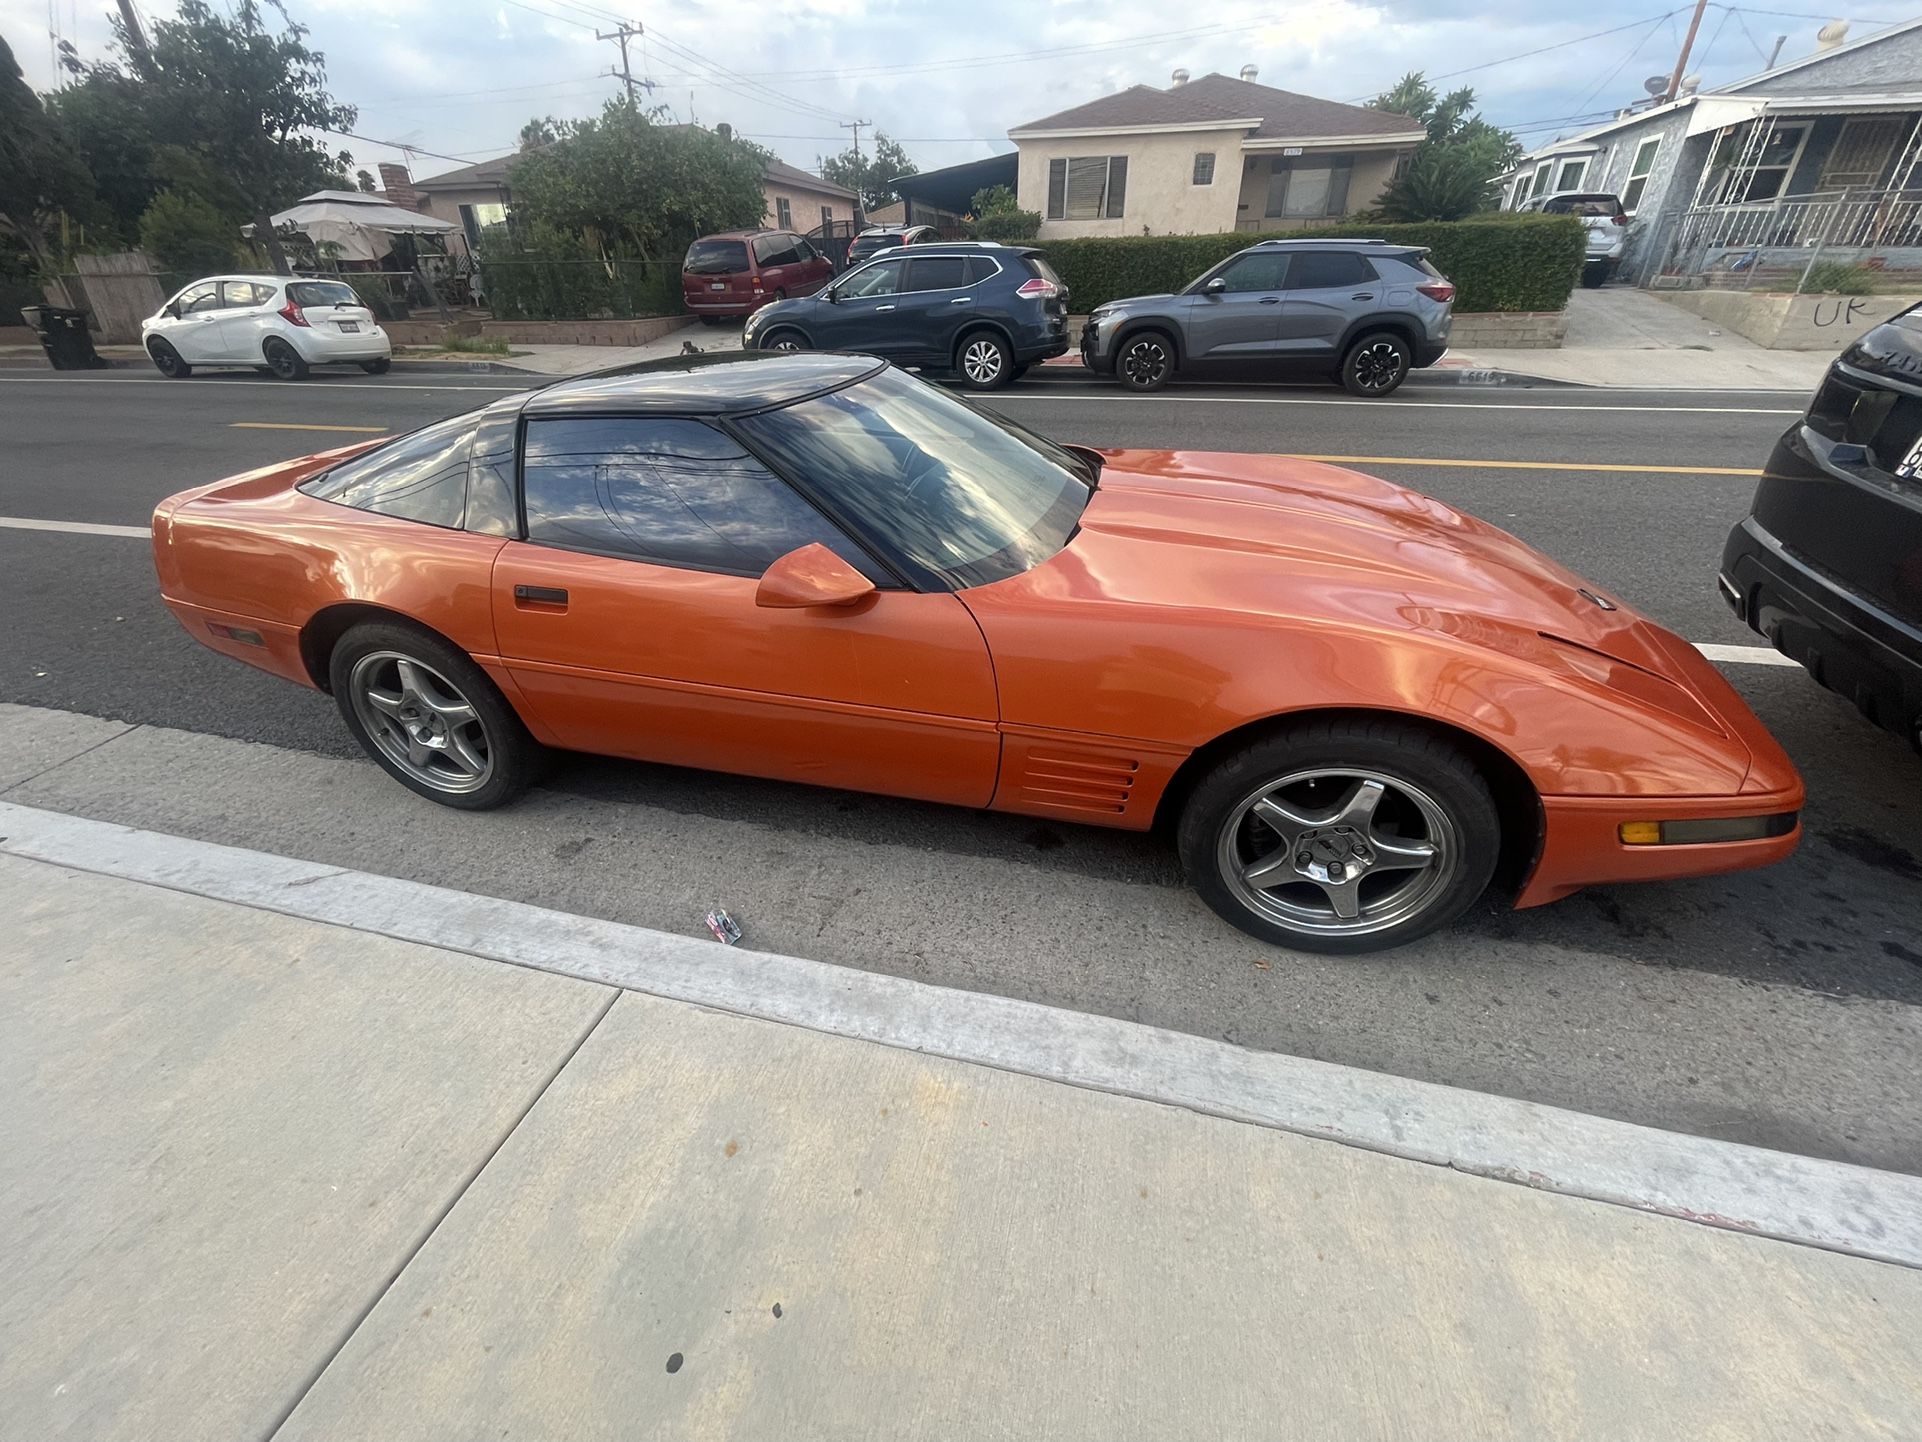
1899, 433, 1922, 481
709, 282, 726, 291
338, 321, 359, 333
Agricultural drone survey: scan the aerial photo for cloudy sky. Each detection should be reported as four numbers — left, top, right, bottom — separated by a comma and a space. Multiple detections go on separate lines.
5, 0, 1910, 182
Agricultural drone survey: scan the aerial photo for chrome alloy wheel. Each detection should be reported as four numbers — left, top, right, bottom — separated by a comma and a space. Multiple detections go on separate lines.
348, 651, 494, 795
1215, 768, 1459, 937
1350, 339, 1406, 393
961, 336, 1005, 385
1120, 336, 1170, 387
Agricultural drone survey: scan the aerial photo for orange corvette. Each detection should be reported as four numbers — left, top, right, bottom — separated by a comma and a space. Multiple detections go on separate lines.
153, 353, 1802, 952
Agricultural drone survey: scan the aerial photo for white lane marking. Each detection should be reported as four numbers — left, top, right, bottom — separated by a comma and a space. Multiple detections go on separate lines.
991, 393, 1803, 415
0, 376, 527, 394
0, 795, 1914, 1268
0, 516, 149, 539
1695, 642, 1801, 668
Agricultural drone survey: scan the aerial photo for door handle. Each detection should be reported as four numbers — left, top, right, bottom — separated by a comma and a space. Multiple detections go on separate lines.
1351, 292, 1376, 300
513, 584, 569, 608
949, 296, 973, 305
1258, 295, 1281, 304
875, 304, 895, 312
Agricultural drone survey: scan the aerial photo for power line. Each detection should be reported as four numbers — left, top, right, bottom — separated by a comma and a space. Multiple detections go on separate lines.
596, 21, 648, 103
1348, 10, 1689, 102
1573, 12, 1676, 115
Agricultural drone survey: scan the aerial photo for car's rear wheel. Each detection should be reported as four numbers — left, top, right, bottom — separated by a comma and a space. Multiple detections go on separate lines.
148, 340, 191, 378
329, 620, 541, 810
761, 327, 808, 352
264, 338, 309, 381
1178, 719, 1499, 954
1340, 331, 1410, 398
955, 330, 1013, 390
360, 357, 392, 374
1117, 330, 1174, 392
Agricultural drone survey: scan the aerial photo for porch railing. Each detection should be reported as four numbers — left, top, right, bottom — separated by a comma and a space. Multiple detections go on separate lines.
1653, 187, 1922, 291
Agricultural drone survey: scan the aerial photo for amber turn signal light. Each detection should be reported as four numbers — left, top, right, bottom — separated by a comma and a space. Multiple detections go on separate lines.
1618, 814, 1799, 846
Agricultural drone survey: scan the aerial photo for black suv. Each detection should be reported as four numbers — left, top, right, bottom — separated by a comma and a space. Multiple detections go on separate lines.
1721, 303, 1922, 751
741, 243, 1071, 390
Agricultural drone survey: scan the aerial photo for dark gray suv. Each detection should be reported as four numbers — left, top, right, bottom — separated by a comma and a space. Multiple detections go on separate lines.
1080, 240, 1455, 397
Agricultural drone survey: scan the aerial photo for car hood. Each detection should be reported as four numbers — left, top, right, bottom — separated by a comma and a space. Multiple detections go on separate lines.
1062, 450, 1680, 675
1097, 293, 1180, 311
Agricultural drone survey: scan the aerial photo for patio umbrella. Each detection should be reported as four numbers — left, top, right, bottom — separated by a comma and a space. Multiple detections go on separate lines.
251, 190, 459, 263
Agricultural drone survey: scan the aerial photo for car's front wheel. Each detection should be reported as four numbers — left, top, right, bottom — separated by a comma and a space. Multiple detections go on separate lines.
148, 340, 191, 378
955, 330, 1013, 390
1116, 330, 1174, 392
1178, 719, 1500, 954
1341, 331, 1410, 398
263, 338, 309, 381
329, 620, 542, 810
761, 327, 808, 352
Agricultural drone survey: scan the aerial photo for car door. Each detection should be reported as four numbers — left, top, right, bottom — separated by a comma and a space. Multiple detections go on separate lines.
1185, 250, 1288, 361
165, 281, 227, 362
889, 255, 974, 365
790, 235, 832, 296
489, 413, 1000, 806
1277, 251, 1380, 358
213, 279, 279, 362
757, 233, 799, 298
816, 257, 909, 358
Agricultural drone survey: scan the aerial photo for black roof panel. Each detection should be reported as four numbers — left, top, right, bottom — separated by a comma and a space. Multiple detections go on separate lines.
523, 351, 884, 417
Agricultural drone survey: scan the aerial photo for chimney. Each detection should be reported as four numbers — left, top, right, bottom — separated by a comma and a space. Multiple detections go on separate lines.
377, 162, 424, 212
1239, 64, 1258, 82
1170, 67, 1190, 86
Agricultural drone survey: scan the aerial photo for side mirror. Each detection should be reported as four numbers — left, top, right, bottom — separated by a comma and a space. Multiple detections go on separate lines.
163, 302, 181, 319
756, 543, 877, 609
1203, 277, 1227, 296
824, 287, 840, 303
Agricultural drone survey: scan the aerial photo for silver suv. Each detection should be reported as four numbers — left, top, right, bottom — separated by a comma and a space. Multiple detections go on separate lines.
1080, 240, 1456, 397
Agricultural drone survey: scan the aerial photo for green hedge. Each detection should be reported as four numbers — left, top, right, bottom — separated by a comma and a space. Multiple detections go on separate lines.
1038, 213, 1584, 314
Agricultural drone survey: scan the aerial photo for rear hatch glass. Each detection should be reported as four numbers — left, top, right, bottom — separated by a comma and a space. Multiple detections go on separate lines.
684, 240, 749, 275
288, 281, 362, 307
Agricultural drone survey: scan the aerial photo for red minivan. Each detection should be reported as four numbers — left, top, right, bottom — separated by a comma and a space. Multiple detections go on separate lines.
682, 229, 835, 322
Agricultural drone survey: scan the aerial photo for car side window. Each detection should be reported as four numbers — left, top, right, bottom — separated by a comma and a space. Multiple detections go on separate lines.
905, 256, 969, 292
221, 280, 273, 308
965, 255, 1001, 284
1213, 253, 1289, 293
1289, 252, 1376, 289
837, 259, 904, 298
300, 412, 473, 529
794, 237, 818, 263
176, 282, 220, 314
521, 416, 880, 578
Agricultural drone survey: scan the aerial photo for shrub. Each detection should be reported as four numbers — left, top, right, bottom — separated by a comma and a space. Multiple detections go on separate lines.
1797, 260, 1878, 296
475, 220, 681, 320
1037, 212, 1584, 313
971, 207, 1041, 241
137, 189, 242, 276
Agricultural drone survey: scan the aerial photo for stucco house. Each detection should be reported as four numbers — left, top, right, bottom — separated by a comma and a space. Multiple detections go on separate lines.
1008, 67, 1425, 239
1504, 17, 1922, 284
400, 147, 858, 254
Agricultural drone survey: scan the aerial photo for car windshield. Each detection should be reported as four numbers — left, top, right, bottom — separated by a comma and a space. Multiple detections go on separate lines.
737, 367, 1092, 590
685, 239, 749, 274
287, 281, 360, 306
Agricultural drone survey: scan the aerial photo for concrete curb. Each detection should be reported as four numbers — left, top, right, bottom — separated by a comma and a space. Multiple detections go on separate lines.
0, 798, 1915, 1270
0, 356, 542, 376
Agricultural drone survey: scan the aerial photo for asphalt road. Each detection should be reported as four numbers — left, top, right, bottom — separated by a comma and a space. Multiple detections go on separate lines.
4, 366, 1920, 1175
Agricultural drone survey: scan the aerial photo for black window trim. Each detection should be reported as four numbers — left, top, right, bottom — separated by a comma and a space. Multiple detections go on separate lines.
511, 404, 913, 590
902, 252, 1001, 295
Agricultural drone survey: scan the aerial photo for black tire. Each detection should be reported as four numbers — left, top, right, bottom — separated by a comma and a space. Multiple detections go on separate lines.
1115, 329, 1175, 392
360, 357, 392, 374
760, 327, 808, 352
699, 315, 730, 327
1006, 363, 1032, 383
1581, 262, 1609, 289
148, 340, 191, 378
954, 329, 1013, 390
1177, 718, 1501, 955
1340, 330, 1411, 398
263, 338, 309, 381
327, 619, 543, 811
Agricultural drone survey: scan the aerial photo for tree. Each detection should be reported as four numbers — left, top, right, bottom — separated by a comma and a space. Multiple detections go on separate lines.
519, 116, 562, 152
1366, 72, 1520, 222
355, 168, 377, 192
966, 184, 1039, 242
138, 188, 241, 274
509, 101, 771, 258
66, 0, 357, 273
819, 132, 916, 213
0, 33, 98, 272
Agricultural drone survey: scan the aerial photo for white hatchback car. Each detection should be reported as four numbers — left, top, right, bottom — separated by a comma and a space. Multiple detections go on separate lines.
1520, 192, 1628, 288
143, 274, 392, 380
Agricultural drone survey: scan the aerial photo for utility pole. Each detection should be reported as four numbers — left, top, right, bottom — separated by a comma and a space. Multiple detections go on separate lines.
113, 0, 153, 71
840, 118, 873, 223
596, 22, 647, 105
1663, 0, 1710, 101
1766, 34, 1788, 70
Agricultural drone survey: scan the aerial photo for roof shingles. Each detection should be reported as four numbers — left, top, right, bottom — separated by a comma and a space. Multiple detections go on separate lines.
1013, 72, 1421, 140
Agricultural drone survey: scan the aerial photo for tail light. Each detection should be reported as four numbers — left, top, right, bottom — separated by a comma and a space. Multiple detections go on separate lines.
277, 299, 309, 327
1416, 281, 1455, 303
1016, 278, 1059, 300
1613, 212, 1628, 227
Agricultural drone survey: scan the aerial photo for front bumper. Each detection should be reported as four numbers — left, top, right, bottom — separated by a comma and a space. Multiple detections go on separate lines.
1722, 513, 1922, 744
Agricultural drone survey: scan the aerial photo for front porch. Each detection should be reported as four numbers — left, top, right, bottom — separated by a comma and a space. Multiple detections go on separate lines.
1232, 146, 1403, 232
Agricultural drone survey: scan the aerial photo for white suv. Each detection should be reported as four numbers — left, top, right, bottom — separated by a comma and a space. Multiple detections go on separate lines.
1520, 192, 1628, 289
143, 274, 392, 380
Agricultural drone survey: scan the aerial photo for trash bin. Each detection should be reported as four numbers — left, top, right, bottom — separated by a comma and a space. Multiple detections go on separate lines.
19, 305, 107, 370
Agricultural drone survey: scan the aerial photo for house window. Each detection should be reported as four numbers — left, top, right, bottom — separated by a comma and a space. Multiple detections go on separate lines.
776, 196, 792, 227
821, 204, 833, 228
1047, 156, 1128, 220
1264, 157, 1353, 219
1193, 151, 1215, 185
1714, 121, 1810, 204
458, 201, 508, 249
1622, 137, 1662, 211
1529, 164, 1553, 199
1821, 114, 1905, 190
1554, 158, 1588, 192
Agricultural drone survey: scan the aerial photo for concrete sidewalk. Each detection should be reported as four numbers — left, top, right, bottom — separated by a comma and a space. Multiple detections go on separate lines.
3, 806, 1921, 1440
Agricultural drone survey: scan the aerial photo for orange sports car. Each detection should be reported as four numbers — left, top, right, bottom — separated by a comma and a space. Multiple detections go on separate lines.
153, 353, 1802, 953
